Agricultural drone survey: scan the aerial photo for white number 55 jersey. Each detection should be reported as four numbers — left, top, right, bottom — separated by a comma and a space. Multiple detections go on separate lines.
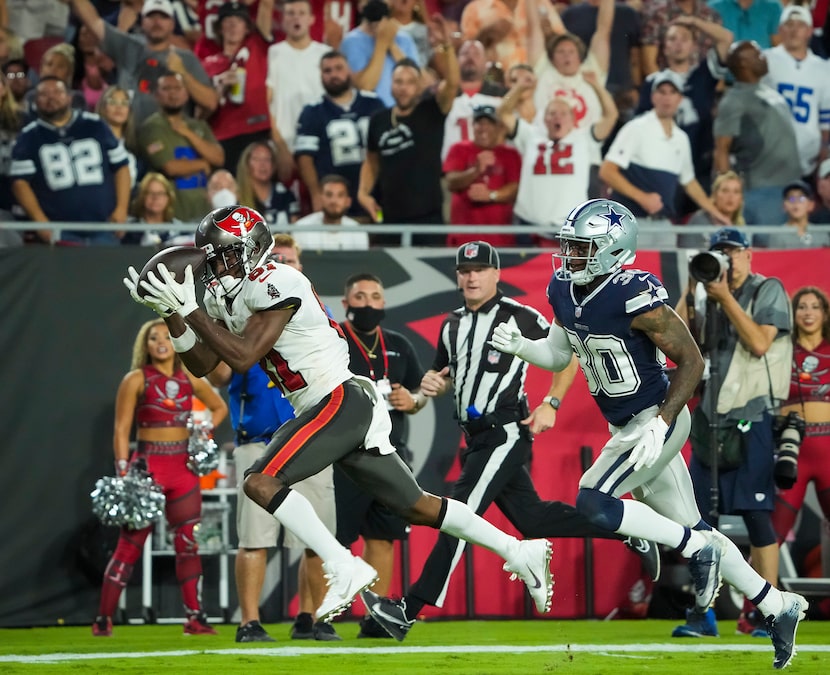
204, 261, 353, 415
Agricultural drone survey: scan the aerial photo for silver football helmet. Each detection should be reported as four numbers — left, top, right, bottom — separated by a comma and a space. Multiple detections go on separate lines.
195, 205, 273, 298
554, 199, 638, 285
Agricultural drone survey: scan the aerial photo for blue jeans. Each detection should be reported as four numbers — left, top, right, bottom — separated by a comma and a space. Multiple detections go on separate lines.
743, 186, 786, 247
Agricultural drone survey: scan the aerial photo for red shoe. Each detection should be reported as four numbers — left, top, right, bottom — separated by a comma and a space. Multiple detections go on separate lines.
736, 611, 767, 637
92, 616, 113, 637
184, 612, 218, 635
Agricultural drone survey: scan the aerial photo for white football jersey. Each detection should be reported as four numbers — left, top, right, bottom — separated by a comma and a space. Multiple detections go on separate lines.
763, 45, 830, 175
204, 261, 353, 415
512, 121, 590, 227
441, 91, 503, 161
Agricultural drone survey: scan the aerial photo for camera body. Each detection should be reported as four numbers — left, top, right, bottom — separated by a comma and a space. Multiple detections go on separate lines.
689, 250, 730, 283
773, 411, 806, 490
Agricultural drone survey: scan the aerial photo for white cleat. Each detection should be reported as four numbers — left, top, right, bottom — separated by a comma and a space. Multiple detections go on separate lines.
503, 539, 554, 613
317, 555, 379, 623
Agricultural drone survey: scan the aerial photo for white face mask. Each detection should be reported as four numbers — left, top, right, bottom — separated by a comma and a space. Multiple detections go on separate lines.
211, 188, 237, 209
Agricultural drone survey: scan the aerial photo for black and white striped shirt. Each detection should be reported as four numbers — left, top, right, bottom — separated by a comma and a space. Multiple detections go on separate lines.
433, 293, 550, 424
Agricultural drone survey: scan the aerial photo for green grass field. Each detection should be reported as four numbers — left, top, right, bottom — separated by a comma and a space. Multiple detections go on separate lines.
2, 619, 829, 674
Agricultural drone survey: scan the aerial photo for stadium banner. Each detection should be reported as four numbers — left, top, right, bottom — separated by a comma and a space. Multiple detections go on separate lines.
0, 246, 827, 627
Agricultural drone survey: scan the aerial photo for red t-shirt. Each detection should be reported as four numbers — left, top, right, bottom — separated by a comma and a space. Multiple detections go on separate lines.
194, 0, 358, 58
201, 31, 271, 141
443, 140, 522, 247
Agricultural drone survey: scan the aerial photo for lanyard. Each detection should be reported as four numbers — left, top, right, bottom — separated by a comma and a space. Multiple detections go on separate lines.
344, 322, 388, 381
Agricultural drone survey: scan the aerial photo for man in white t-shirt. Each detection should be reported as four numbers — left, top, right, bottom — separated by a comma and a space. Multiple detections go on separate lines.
294, 174, 368, 250
266, 0, 330, 151
498, 70, 617, 237
525, 0, 614, 195
763, 5, 830, 178
600, 70, 728, 247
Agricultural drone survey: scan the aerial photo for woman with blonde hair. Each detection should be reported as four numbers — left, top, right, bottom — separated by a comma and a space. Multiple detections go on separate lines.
683, 171, 746, 247
96, 85, 141, 191
235, 140, 298, 226
129, 172, 179, 246
93, 318, 227, 637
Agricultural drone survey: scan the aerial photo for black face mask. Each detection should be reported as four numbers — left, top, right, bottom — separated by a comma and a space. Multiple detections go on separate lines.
347, 305, 385, 332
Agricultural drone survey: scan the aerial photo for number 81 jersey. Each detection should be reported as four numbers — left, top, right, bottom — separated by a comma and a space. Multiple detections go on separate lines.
547, 268, 670, 427
204, 261, 353, 416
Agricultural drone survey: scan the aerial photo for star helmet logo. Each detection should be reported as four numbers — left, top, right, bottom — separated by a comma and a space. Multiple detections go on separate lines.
463, 243, 480, 259
600, 205, 627, 231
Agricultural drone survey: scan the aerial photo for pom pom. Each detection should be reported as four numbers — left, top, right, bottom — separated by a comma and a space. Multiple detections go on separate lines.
90, 459, 165, 530
187, 417, 219, 476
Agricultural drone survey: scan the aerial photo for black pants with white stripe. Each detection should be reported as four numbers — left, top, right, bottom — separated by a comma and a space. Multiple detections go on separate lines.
408, 422, 617, 608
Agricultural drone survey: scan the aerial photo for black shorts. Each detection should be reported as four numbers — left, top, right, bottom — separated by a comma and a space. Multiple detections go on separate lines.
334, 447, 412, 545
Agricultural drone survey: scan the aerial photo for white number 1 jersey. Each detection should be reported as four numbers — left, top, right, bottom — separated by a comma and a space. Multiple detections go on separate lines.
204, 261, 353, 415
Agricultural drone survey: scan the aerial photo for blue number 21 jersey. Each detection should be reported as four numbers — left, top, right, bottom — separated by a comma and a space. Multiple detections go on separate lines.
548, 268, 670, 427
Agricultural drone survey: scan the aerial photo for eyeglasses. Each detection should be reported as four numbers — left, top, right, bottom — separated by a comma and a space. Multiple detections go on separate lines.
105, 98, 130, 107
786, 195, 809, 203
4, 71, 27, 80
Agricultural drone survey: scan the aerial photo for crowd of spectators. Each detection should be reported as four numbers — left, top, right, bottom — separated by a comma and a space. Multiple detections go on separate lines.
0, 0, 828, 248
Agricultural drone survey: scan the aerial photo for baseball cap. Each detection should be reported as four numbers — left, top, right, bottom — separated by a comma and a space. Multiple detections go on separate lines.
362, 0, 390, 22
141, 0, 174, 18
779, 5, 813, 27
709, 227, 750, 250
651, 69, 684, 93
217, 1, 251, 23
456, 241, 500, 269
783, 179, 814, 199
472, 104, 499, 123
819, 158, 830, 180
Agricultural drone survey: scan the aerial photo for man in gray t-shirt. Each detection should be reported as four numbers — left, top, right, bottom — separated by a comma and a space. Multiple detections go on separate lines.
714, 41, 801, 226
64, 0, 217, 126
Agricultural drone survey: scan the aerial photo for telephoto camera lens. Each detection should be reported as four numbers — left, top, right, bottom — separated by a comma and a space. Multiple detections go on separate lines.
773, 412, 806, 490
689, 250, 730, 283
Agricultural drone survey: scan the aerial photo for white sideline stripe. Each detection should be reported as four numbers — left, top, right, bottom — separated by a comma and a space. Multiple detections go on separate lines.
3, 644, 830, 664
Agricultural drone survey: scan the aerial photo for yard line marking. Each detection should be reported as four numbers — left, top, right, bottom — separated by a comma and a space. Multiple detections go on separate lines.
3, 644, 830, 664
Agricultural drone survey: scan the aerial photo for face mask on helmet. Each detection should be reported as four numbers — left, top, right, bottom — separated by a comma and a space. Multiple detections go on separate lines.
196, 206, 274, 299
553, 199, 638, 285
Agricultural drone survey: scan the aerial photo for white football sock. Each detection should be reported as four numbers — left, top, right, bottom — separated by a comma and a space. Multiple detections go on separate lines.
439, 498, 517, 560
718, 536, 783, 616
271, 489, 349, 563
617, 499, 708, 552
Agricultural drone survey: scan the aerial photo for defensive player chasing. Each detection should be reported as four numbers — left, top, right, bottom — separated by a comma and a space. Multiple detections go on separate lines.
124, 205, 554, 624
489, 198, 808, 670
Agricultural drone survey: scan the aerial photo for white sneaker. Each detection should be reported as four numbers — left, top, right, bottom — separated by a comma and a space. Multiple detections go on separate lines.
317, 555, 378, 623
503, 539, 554, 613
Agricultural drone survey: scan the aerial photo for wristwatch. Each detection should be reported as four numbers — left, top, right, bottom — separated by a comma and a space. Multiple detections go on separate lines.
542, 396, 561, 410
489, 190, 497, 202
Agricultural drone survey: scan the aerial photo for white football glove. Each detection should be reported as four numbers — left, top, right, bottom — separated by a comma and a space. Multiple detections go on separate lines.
140, 263, 200, 317
490, 322, 528, 356
123, 266, 173, 317
627, 415, 669, 472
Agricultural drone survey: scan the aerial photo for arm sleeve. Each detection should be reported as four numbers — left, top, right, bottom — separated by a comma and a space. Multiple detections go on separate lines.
516, 321, 575, 372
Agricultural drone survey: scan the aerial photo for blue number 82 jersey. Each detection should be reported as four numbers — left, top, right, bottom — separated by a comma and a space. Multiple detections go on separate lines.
548, 268, 670, 427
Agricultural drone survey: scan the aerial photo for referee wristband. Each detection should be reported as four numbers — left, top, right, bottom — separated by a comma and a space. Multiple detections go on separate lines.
171, 326, 197, 352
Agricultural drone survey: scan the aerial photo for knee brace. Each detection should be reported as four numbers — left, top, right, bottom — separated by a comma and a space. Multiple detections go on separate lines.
741, 510, 777, 548
575, 488, 624, 531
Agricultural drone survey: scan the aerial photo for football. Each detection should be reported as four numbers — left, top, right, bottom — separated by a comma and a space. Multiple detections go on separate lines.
136, 246, 207, 298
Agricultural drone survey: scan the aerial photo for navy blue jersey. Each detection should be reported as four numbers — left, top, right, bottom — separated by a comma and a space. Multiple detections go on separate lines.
294, 90, 385, 214
548, 268, 670, 427
256, 182, 299, 227
10, 111, 128, 222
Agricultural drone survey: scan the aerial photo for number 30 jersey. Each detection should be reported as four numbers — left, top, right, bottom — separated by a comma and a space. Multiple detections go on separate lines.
204, 261, 353, 415
547, 268, 670, 427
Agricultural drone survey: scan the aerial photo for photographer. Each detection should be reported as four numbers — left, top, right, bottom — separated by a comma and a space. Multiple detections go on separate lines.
675, 227, 792, 638
772, 286, 830, 566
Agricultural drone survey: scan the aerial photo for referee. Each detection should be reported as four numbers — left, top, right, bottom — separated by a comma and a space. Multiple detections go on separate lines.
362, 241, 660, 640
